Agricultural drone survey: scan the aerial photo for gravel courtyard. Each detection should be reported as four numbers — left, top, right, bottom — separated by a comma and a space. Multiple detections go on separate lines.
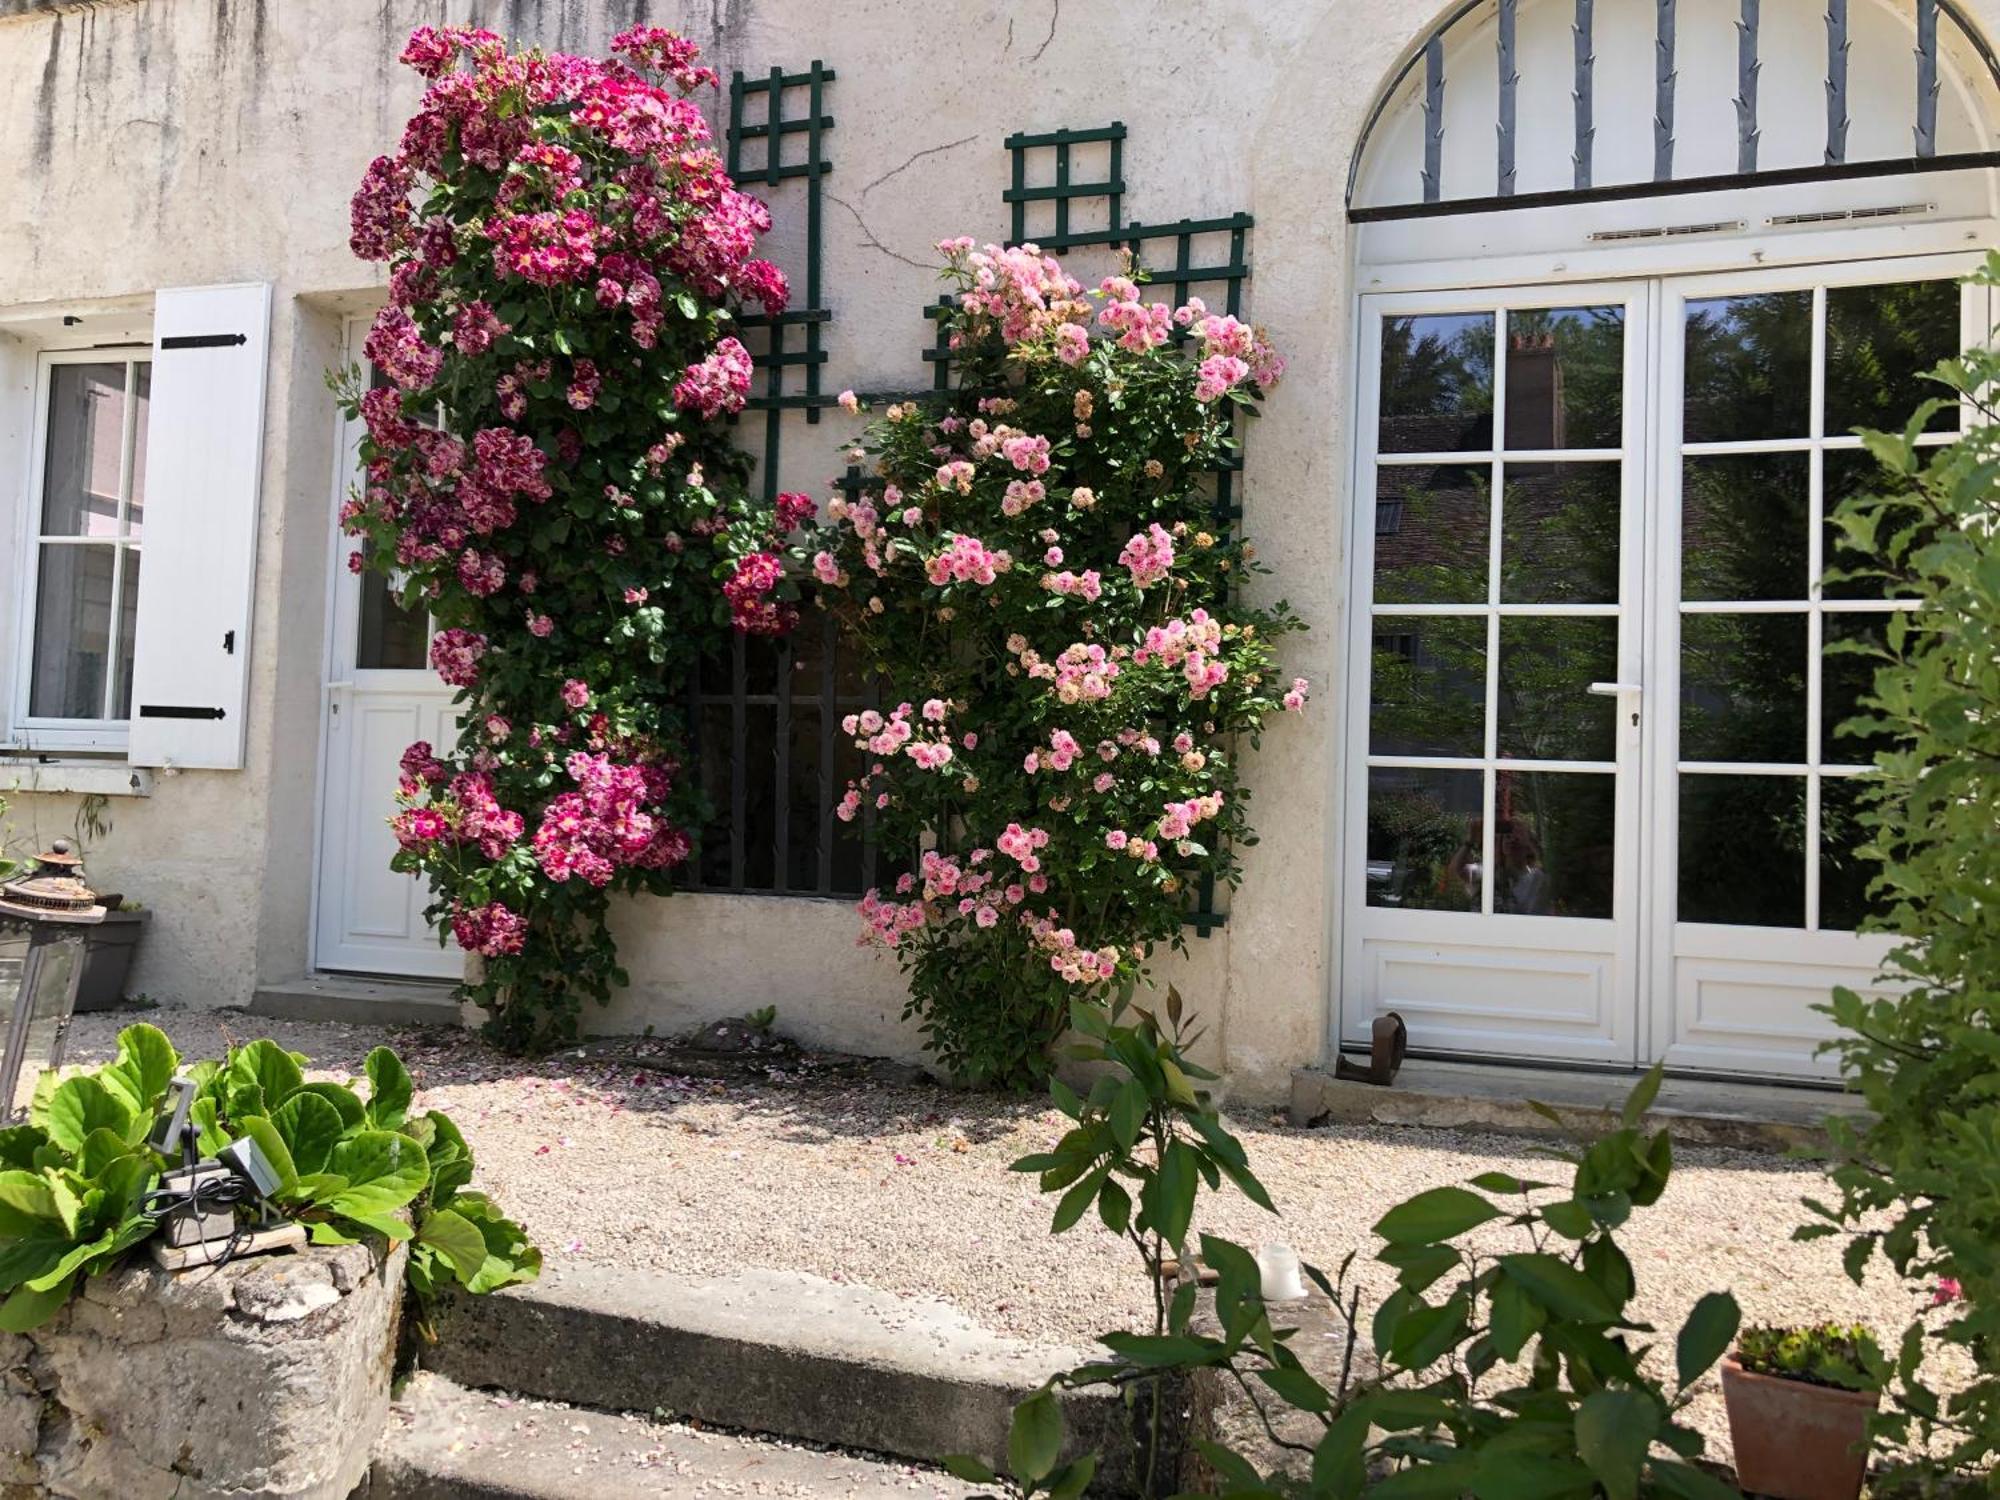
66, 1007, 1924, 1466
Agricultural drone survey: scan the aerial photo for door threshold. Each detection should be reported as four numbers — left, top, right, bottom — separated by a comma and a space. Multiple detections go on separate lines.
1293, 1054, 1865, 1153
250, 973, 461, 1029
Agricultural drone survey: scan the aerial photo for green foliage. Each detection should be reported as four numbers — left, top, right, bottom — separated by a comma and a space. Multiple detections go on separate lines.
981, 1057, 1744, 1499
0, 1028, 535, 1332
1805, 249, 2000, 1481
1733, 1323, 1884, 1393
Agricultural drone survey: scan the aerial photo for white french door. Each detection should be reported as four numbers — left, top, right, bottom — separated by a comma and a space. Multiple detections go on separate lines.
312, 326, 462, 979
1342, 253, 1979, 1077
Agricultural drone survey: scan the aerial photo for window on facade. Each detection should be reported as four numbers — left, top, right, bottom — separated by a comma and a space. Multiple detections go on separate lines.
20, 357, 150, 738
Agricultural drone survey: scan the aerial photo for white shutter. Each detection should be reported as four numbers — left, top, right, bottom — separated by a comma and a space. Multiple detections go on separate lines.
127, 283, 273, 770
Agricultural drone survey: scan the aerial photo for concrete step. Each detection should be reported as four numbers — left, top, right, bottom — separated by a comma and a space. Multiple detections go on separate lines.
365, 1370, 977, 1498
1292, 1057, 1869, 1152
250, 974, 461, 1028
421, 1262, 1161, 1490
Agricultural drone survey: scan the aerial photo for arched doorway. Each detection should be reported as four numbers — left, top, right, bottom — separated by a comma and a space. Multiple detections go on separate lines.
1339, 0, 2000, 1077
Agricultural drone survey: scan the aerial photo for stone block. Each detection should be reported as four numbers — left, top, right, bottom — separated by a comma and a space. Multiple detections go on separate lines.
0, 1240, 405, 1500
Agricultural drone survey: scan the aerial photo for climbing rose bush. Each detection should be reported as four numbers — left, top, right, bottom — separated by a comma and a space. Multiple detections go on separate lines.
340, 24, 801, 1048
799, 241, 1304, 1088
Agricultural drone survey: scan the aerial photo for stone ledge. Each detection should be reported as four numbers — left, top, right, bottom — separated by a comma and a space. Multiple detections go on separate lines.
422, 1261, 1180, 1493
250, 975, 462, 1028
1291, 1059, 1867, 1153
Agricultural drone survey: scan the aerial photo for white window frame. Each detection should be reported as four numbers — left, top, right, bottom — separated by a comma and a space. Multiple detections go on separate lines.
9, 348, 152, 753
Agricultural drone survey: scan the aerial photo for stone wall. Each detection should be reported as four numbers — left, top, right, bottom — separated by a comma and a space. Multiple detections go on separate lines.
0, 1241, 405, 1500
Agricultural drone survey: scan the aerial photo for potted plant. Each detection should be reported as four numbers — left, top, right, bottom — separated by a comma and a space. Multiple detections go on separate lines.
1722, 1322, 1886, 1500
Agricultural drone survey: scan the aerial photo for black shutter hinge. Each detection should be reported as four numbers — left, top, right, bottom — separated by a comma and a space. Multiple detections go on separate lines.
138, 706, 226, 721
158, 332, 248, 350
223, 629, 235, 655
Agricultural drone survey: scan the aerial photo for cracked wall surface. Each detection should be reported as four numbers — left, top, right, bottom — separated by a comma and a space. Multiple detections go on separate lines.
0, 1242, 403, 1500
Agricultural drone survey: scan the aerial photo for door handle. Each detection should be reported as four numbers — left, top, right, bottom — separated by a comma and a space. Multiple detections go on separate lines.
1587, 682, 1641, 696
325, 681, 355, 694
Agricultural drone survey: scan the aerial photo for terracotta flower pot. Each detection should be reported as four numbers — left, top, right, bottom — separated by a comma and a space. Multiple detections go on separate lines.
1721, 1356, 1881, 1500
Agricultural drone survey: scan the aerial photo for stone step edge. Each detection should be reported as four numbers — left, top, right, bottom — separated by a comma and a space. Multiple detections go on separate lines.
362, 1369, 977, 1499
419, 1261, 1183, 1494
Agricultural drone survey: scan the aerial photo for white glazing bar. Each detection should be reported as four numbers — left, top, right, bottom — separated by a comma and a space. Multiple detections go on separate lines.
1806, 283, 1828, 923
1483, 310, 1506, 916
1377, 447, 1623, 466
104, 359, 142, 720
1678, 760, 1812, 775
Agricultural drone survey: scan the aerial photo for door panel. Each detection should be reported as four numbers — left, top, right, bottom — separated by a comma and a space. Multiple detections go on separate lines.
1344, 286, 1649, 1065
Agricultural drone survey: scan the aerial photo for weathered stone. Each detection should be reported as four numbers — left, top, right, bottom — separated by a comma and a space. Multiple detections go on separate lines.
0, 1241, 405, 1500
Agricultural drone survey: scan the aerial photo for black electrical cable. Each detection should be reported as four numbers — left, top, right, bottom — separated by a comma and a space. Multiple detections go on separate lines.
140, 1169, 259, 1271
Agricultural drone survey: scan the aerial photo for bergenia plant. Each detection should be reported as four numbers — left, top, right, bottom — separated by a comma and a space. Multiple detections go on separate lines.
799, 241, 1306, 1088
339, 24, 804, 1048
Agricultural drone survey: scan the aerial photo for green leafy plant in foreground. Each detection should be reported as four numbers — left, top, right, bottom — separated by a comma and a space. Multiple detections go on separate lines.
1733, 1323, 1885, 1393
1800, 249, 2000, 1485
970, 1020, 1746, 1498
0, 1025, 536, 1331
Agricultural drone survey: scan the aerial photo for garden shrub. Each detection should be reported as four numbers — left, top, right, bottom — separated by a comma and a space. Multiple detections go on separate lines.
800, 243, 1305, 1088
340, 23, 799, 1048
967, 1006, 1744, 1499
1803, 250, 2000, 1483
0, 1025, 534, 1331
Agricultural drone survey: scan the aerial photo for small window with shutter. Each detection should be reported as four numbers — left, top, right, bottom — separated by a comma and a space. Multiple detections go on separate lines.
10, 354, 151, 749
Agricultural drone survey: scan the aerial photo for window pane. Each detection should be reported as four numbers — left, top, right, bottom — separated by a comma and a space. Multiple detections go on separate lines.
741, 704, 777, 890
1504, 306, 1623, 450
695, 702, 733, 886
127, 364, 150, 540
1378, 313, 1494, 454
1681, 453, 1809, 602
1370, 618, 1485, 758
1372, 464, 1488, 605
1823, 448, 1925, 601
1499, 462, 1620, 604
1822, 611, 1898, 767
1679, 612, 1807, 763
1678, 774, 1806, 926
1366, 767, 1481, 911
1497, 617, 1617, 762
1494, 769, 1614, 918
113, 550, 140, 720
1682, 292, 1812, 443
1824, 279, 1960, 438
29, 544, 115, 719
785, 704, 823, 891
356, 569, 429, 671
1819, 775, 1888, 931
41, 363, 127, 539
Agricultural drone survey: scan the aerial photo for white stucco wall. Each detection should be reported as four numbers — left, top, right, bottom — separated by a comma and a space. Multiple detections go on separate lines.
3, 0, 1992, 1097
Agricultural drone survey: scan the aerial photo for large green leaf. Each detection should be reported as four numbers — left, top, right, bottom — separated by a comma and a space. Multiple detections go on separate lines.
1574, 1390, 1658, 1500
1374, 1185, 1501, 1245
1675, 1291, 1741, 1389
1006, 1389, 1063, 1487
295, 1082, 365, 1130
364, 1047, 413, 1131
0, 1128, 45, 1173
322, 1131, 428, 1238
415, 1206, 487, 1285
45, 1078, 133, 1156
270, 1092, 345, 1179
230, 1041, 304, 1114
0, 1273, 74, 1332
99, 1024, 178, 1116
450, 1194, 541, 1294
0, 1170, 68, 1238
1498, 1253, 1619, 1324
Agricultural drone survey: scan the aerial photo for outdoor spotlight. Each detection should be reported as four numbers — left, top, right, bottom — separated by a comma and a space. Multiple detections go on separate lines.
216, 1135, 284, 1203
0, 842, 105, 1122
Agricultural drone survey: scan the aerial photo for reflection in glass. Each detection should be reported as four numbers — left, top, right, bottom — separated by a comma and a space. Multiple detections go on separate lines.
29, 545, 114, 719
1680, 612, 1807, 763
1822, 448, 1926, 601
1370, 618, 1485, 758
1819, 775, 1888, 931
1499, 462, 1620, 603
1822, 611, 1897, 767
40, 364, 127, 538
1493, 770, 1614, 918
1378, 313, 1494, 454
1683, 292, 1812, 443
128, 365, 150, 540
741, 703, 776, 889
1366, 767, 1481, 911
1678, 774, 1806, 927
1497, 618, 1617, 761
1372, 465, 1488, 605
1504, 307, 1624, 450
356, 547, 429, 671
113, 553, 140, 720
1825, 279, 1960, 437
1681, 453, 1809, 602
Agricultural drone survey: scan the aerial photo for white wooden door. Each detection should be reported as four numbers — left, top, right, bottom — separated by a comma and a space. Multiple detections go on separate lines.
312, 338, 462, 980
1342, 284, 1652, 1066
1644, 254, 1981, 1077
1341, 254, 1981, 1076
